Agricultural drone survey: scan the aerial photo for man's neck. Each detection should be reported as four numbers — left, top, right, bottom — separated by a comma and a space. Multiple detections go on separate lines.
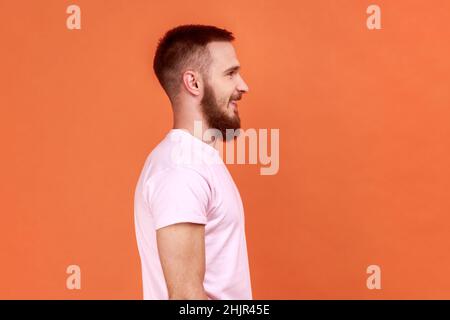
172, 120, 219, 149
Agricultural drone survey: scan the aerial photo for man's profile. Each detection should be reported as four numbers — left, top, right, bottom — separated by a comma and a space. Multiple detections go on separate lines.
134, 24, 252, 300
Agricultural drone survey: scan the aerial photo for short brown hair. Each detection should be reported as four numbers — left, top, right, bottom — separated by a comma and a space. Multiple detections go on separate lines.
153, 24, 234, 101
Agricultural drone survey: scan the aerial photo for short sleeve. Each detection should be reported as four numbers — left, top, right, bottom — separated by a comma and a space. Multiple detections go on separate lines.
147, 167, 211, 230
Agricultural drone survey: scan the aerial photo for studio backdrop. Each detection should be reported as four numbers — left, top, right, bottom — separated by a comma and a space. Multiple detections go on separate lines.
1, 0, 449, 299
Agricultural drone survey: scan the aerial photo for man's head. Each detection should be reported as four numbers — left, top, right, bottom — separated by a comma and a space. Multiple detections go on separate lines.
153, 25, 249, 140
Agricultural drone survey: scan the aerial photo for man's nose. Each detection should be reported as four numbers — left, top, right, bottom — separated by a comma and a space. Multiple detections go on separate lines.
237, 74, 249, 93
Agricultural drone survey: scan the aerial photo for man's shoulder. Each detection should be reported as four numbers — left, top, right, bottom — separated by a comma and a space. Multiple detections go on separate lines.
142, 147, 209, 186
148, 131, 221, 171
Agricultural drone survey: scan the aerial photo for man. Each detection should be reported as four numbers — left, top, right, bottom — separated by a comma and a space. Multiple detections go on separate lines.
134, 25, 252, 300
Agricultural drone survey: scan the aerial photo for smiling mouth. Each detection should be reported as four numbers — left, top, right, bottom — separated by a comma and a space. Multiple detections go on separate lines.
228, 101, 240, 115
229, 96, 241, 105
229, 100, 238, 111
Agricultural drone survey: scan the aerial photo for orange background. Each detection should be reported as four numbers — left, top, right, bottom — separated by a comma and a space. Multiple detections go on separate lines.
1, 0, 450, 299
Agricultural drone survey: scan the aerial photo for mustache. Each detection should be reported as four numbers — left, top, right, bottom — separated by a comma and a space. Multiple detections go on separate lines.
230, 93, 242, 101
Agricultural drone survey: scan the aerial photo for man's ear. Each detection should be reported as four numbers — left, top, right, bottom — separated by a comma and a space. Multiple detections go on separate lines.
182, 70, 201, 96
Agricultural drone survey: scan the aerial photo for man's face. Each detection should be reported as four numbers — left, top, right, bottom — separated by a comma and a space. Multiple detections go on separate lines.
200, 41, 249, 141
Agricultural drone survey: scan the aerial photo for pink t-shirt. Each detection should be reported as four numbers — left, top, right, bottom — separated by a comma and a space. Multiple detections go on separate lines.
134, 129, 252, 300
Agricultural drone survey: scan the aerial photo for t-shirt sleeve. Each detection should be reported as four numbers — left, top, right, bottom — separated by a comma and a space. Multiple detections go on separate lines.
147, 167, 211, 230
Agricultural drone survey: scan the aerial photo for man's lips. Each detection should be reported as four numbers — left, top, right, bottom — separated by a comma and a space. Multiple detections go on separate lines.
229, 96, 241, 106
229, 100, 239, 114
229, 100, 238, 111
229, 95, 242, 112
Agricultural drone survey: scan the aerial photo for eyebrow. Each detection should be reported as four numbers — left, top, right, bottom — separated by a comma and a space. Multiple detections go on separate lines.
223, 65, 240, 74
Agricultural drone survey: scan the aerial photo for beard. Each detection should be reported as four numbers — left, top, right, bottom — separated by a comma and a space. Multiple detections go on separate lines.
200, 81, 241, 141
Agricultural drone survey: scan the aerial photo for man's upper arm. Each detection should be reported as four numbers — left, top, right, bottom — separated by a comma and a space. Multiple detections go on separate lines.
147, 167, 211, 299
156, 222, 209, 299
148, 167, 210, 230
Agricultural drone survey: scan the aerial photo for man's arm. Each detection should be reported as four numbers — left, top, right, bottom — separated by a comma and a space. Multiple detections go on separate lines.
156, 222, 209, 300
